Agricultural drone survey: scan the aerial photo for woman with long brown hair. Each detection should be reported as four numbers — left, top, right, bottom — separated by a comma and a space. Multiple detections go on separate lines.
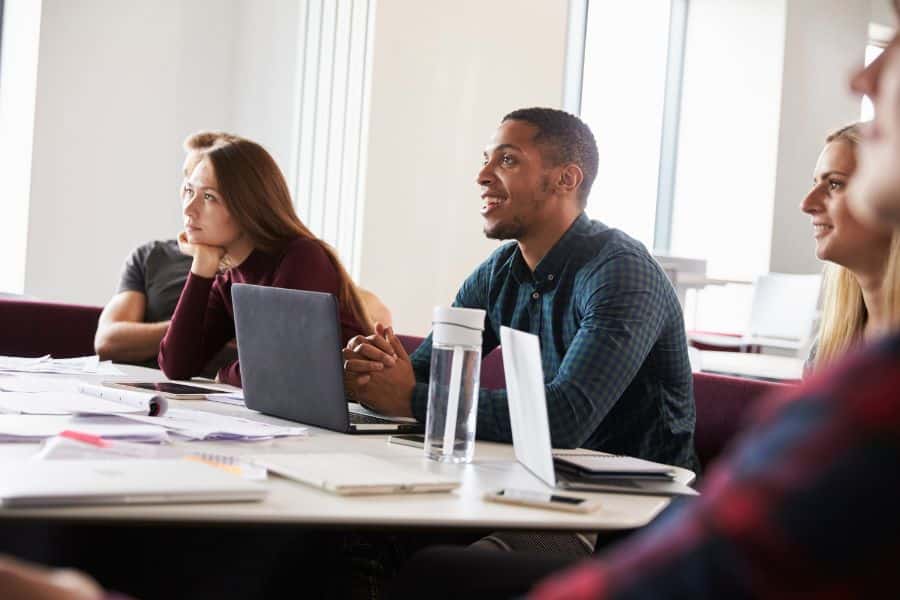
158, 133, 373, 386
800, 123, 900, 371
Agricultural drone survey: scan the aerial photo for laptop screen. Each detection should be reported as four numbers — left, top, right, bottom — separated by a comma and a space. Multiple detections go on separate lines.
500, 326, 557, 488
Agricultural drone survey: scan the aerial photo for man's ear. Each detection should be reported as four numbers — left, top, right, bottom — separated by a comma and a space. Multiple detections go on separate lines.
556, 164, 584, 196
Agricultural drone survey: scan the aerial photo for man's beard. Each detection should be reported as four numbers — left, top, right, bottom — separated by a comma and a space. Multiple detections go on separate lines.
483, 216, 525, 240
482, 179, 550, 240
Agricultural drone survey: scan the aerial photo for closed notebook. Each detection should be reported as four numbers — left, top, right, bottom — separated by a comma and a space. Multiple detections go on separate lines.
552, 452, 696, 497
254, 453, 459, 496
0, 459, 267, 507
552, 453, 676, 481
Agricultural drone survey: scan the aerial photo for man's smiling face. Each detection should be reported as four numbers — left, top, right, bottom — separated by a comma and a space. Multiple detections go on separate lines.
476, 119, 555, 241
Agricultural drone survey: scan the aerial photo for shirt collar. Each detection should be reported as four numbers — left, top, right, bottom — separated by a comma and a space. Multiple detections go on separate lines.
510, 212, 591, 285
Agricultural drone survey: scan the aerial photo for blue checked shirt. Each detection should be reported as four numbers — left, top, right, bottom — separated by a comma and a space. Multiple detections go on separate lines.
409, 213, 697, 470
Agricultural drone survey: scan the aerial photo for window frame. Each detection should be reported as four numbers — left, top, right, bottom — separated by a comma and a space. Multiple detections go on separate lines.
652, 0, 689, 252
567, 0, 690, 254
0, 0, 5, 80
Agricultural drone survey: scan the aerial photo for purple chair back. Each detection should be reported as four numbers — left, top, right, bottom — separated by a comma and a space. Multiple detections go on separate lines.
397, 335, 507, 391
397, 335, 425, 357
0, 299, 102, 358
693, 371, 795, 468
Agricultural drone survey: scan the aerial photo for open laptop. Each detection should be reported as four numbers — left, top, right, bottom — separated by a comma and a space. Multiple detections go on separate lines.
500, 326, 697, 496
232, 283, 423, 434
0, 459, 267, 507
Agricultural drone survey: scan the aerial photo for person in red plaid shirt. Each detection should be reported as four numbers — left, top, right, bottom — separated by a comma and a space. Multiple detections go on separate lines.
530, 10, 900, 600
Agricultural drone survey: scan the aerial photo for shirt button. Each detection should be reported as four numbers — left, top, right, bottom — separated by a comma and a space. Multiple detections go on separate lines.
532, 291, 540, 300
547, 274, 555, 281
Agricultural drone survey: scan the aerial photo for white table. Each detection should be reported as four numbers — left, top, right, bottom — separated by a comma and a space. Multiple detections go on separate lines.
698, 350, 804, 382
0, 365, 695, 532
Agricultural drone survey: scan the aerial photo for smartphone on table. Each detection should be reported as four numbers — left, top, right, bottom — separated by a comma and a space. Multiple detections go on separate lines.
483, 488, 601, 514
388, 434, 426, 449
103, 381, 227, 400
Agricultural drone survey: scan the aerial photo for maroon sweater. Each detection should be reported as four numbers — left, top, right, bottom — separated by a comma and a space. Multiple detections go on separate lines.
158, 237, 365, 386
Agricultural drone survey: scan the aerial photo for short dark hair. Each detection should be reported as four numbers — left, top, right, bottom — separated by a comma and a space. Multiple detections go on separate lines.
501, 107, 599, 208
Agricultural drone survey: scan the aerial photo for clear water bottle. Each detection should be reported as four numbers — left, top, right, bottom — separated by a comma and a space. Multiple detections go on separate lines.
424, 306, 485, 463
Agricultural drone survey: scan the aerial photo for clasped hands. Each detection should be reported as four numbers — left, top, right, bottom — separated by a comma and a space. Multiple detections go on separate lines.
343, 323, 416, 418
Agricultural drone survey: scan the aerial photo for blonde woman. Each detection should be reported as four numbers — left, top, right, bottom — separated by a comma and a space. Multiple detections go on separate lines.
800, 123, 900, 370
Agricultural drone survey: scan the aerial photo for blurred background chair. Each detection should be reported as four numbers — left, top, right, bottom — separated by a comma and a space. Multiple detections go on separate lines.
687, 272, 822, 357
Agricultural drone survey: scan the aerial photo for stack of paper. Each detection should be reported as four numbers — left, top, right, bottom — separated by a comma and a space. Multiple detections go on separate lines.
119, 408, 307, 441
0, 355, 123, 376
0, 392, 148, 415
206, 390, 245, 406
0, 381, 166, 417
0, 375, 81, 393
0, 415, 169, 443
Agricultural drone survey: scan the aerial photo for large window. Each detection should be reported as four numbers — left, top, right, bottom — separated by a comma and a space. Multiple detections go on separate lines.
290, 0, 374, 278
573, 2, 889, 334
0, 0, 5, 74
577, 0, 686, 251
572, 0, 789, 332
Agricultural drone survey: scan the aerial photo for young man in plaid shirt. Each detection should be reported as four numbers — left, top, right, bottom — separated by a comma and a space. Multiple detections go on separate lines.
344, 108, 697, 470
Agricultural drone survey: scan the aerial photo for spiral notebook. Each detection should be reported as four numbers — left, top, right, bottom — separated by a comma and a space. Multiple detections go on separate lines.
552, 452, 676, 481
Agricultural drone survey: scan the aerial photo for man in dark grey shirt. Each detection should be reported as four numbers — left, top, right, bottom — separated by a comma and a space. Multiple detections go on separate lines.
119, 240, 192, 324
94, 131, 234, 367
94, 239, 191, 366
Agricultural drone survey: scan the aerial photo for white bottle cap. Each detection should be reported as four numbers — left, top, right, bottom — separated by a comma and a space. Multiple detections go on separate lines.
432, 306, 486, 348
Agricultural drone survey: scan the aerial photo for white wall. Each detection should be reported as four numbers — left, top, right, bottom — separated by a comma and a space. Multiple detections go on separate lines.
0, 0, 42, 295
871, 0, 897, 27
229, 0, 303, 172
670, 0, 871, 279
21, 0, 239, 305
358, 0, 570, 335
768, 0, 869, 275
10, 0, 363, 307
